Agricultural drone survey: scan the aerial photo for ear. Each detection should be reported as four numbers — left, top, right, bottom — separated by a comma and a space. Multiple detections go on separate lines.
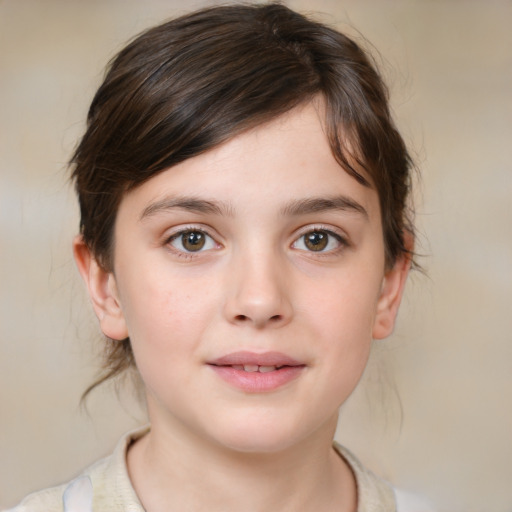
73, 235, 128, 341
372, 236, 413, 340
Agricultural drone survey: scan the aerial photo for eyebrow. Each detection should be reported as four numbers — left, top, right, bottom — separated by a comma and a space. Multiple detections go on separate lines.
140, 194, 367, 221
140, 196, 234, 220
280, 196, 368, 218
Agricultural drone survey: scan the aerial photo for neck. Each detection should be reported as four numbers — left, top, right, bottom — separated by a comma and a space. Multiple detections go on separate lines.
127, 414, 356, 512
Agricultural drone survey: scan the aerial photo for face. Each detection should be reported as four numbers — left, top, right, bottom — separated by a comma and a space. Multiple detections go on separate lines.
77, 102, 409, 454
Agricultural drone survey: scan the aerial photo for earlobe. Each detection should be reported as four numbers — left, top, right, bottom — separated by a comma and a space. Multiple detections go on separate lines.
372, 248, 412, 340
73, 235, 128, 341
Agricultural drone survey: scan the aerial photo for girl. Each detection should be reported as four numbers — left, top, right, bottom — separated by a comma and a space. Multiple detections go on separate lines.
9, 4, 426, 511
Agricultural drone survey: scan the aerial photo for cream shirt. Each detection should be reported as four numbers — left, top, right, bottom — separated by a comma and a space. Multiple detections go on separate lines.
7, 427, 406, 512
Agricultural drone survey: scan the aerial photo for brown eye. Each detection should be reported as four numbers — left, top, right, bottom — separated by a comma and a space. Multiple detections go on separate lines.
169, 230, 217, 253
182, 231, 206, 251
304, 231, 329, 251
292, 229, 344, 253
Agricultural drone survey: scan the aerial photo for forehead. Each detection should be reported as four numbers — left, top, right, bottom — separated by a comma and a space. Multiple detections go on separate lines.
117, 103, 381, 224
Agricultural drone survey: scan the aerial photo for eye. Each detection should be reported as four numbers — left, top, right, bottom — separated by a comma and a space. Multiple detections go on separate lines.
292, 229, 344, 253
169, 230, 217, 253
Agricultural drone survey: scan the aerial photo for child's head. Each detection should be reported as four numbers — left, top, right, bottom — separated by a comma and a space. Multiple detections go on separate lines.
72, 3, 414, 396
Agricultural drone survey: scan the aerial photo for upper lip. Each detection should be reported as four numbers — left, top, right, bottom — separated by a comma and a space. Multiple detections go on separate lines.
208, 351, 304, 367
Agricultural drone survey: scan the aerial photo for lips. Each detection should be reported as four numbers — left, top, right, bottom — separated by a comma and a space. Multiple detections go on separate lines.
209, 350, 303, 367
207, 351, 305, 392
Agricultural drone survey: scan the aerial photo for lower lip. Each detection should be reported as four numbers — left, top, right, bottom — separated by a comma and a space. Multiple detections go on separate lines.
208, 365, 305, 393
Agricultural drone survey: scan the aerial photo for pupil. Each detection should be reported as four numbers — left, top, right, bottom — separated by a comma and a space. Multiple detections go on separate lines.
305, 231, 328, 251
183, 231, 205, 251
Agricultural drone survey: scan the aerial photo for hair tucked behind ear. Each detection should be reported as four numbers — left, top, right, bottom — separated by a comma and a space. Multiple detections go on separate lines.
72, 3, 416, 399
80, 339, 134, 402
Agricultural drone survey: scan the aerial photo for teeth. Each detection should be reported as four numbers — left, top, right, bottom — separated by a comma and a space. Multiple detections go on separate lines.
234, 365, 279, 372
258, 365, 277, 373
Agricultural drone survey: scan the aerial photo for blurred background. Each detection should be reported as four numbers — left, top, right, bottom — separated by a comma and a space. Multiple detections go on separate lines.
1, 1, 511, 510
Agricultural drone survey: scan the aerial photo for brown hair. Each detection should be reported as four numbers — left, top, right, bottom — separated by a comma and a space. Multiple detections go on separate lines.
72, 3, 414, 395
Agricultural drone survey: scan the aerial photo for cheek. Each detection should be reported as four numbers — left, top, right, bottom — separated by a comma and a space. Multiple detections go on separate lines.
302, 272, 381, 386
120, 282, 205, 398
305, 270, 381, 338
117, 267, 219, 360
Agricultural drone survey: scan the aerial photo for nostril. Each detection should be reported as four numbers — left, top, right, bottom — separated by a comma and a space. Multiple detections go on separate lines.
233, 314, 282, 324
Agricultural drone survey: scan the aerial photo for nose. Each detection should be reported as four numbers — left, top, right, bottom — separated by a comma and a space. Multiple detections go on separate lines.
223, 249, 293, 329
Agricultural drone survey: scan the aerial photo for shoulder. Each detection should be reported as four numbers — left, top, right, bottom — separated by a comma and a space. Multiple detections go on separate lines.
3, 483, 66, 512
334, 442, 396, 512
5, 471, 102, 512
5, 426, 149, 512
334, 442, 436, 512
394, 488, 437, 512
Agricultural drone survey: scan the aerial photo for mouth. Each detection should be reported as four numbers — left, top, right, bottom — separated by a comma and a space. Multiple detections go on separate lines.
207, 351, 306, 392
208, 350, 303, 368
228, 364, 290, 373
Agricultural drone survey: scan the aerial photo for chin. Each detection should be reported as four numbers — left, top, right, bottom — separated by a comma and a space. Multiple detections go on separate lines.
217, 434, 300, 455
204, 413, 315, 455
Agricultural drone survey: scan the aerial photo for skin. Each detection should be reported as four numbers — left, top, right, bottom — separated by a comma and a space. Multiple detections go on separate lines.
74, 101, 410, 512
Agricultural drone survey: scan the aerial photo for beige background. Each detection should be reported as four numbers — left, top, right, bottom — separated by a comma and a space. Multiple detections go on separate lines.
1, 1, 511, 510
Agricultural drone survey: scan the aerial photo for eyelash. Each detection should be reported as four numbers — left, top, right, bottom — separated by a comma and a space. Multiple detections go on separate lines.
292, 226, 349, 255
165, 227, 219, 259
164, 225, 349, 259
